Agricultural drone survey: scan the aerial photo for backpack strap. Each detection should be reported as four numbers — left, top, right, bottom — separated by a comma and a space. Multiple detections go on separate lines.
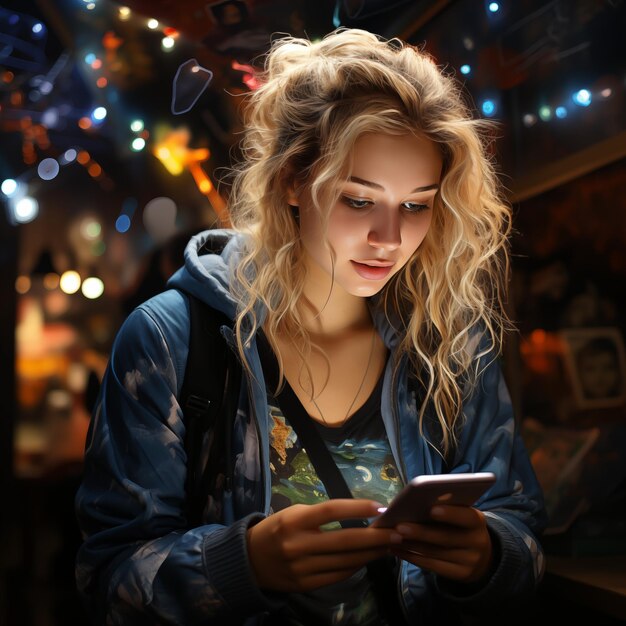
179, 291, 241, 527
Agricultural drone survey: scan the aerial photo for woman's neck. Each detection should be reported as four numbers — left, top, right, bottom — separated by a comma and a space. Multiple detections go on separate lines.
299, 259, 372, 337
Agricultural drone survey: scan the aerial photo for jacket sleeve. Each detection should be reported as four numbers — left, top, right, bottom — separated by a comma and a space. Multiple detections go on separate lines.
74, 297, 281, 625
432, 331, 548, 614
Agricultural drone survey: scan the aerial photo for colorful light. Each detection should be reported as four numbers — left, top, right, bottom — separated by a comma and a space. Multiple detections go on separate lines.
81, 219, 101, 240
81, 277, 104, 299
60, 271, 81, 294
481, 99, 496, 117
115, 214, 131, 233
15, 275, 31, 294
555, 106, 567, 119
1, 178, 18, 196
523, 113, 537, 127
14, 197, 39, 223
91, 106, 107, 121
162, 36, 175, 50
460, 64, 471, 75
38, 158, 60, 180
572, 89, 591, 107
538, 105, 552, 121
147, 18, 159, 29
130, 119, 144, 132
63, 148, 77, 163
118, 6, 131, 20
131, 137, 146, 151
488, 2, 500, 12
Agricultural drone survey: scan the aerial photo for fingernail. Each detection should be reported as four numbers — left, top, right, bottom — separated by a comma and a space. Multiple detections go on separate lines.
397, 524, 412, 535
390, 532, 403, 544
377, 507, 388, 514
431, 506, 444, 517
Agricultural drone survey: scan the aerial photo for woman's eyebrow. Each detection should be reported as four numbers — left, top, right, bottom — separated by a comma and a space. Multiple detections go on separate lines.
348, 175, 439, 193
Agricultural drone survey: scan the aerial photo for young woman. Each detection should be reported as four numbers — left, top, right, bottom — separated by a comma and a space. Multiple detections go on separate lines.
75, 28, 547, 625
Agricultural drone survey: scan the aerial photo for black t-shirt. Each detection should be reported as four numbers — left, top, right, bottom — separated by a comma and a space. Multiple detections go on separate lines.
258, 333, 402, 625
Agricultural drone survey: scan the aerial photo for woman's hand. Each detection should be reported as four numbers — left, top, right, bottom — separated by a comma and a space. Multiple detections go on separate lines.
390, 505, 494, 584
247, 499, 402, 592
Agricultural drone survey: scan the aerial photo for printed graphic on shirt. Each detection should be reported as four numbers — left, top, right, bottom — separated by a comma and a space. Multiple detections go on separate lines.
268, 405, 401, 513
267, 403, 400, 626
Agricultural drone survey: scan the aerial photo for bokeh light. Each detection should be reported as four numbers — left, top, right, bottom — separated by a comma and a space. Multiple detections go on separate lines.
82, 277, 104, 299
60, 270, 81, 294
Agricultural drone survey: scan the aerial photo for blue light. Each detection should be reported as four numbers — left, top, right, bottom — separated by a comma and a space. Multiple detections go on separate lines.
8, 14, 19, 25
481, 99, 496, 117
460, 64, 471, 75
85, 53, 96, 65
572, 89, 591, 107
488, 2, 500, 12
115, 215, 131, 233
32, 23, 45, 36
555, 106, 568, 119
91, 106, 107, 122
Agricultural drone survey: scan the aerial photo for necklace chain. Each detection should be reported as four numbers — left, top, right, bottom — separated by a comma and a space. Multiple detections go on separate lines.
310, 327, 377, 427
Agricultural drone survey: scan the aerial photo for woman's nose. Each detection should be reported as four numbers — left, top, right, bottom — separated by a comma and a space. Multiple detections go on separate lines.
367, 212, 401, 251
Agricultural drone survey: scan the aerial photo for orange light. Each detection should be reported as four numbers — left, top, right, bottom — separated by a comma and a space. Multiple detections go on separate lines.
77, 151, 90, 165
78, 117, 92, 130
530, 329, 547, 345
88, 163, 102, 178
91, 59, 103, 70
96, 77, 108, 88
2, 71, 14, 83
163, 27, 179, 37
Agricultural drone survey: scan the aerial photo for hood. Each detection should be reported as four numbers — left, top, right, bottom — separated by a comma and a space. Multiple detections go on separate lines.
167, 229, 243, 320
167, 228, 402, 350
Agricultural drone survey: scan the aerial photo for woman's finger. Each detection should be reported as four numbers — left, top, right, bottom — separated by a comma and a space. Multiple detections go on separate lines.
292, 499, 383, 528
291, 547, 392, 577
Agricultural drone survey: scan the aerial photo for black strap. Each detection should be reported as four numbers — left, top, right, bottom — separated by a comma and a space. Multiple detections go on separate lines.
180, 292, 240, 527
275, 382, 408, 626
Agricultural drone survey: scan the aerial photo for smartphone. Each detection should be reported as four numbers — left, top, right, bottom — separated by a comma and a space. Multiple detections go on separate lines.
371, 472, 496, 528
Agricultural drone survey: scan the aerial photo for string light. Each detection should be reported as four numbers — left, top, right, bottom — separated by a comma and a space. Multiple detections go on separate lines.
538, 105, 552, 121
572, 89, 591, 107
81, 277, 104, 299
115, 214, 131, 232
14, 197, 39, 223
1, 179, 18, 196
481, 99, 496, 117
60, 271, 81, 294
131, 137, 146, 151
162, 36, 175, 51
91, 106, 107, 122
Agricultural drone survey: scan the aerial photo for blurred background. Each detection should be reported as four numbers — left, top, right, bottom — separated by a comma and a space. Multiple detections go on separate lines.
1, 0, 625, 624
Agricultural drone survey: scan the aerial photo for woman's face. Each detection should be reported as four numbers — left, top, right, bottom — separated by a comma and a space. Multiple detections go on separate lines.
295, 132, 443, 298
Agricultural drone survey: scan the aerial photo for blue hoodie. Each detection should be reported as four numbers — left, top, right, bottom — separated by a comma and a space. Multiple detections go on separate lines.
75, 229, 547, 625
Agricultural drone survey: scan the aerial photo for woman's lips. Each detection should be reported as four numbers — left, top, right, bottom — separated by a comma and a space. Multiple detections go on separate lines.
351, 260, 394, 280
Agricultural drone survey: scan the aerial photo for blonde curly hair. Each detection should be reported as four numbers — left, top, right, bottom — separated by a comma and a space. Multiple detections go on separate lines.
228, 28, 512, 458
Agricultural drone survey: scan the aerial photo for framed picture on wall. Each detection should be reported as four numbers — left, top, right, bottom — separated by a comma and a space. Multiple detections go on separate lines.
560, 327, 626, 410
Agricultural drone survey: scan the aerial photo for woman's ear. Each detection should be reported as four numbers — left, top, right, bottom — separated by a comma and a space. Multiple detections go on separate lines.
286, 184, 299, 207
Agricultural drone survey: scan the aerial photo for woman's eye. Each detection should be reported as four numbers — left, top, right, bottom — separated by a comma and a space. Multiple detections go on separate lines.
402, 202, 429, 213
342, 196, 372, 209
